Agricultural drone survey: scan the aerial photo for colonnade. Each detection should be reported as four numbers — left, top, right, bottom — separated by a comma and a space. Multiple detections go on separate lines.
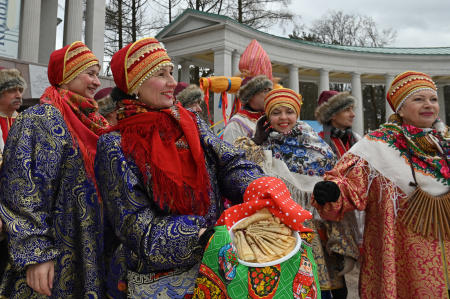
18, 0, 106, 67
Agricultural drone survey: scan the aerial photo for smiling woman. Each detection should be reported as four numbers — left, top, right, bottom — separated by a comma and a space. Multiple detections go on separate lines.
94, 37, 266, 298
60, 65, 101, 99
234, 87, 345, 294
136, 66, 177, 109
0, 41, 109, 298
397, 89, 439, 128
312, 71, 450, 298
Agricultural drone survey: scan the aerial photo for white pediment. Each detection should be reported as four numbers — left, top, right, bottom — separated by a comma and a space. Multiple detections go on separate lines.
158, 10, 222, 39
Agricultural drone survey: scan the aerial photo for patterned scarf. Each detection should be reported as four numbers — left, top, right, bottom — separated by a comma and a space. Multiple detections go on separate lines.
111, 99, 211, 216
263, 121, 337, 177
40, 86, 109, 181
367, 114, 450, 185
322, 123, 358, 158
236, 105, 265, 122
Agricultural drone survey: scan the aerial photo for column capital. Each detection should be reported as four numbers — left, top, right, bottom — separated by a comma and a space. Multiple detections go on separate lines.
212, 46, 234, 55
180, 60, 191, 67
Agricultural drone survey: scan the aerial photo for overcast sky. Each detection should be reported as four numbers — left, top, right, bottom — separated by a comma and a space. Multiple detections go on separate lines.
56, 1, 450, 49
269, 0, 450, 48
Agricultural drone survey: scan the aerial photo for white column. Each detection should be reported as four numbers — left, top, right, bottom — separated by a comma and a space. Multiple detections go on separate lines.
85, 0, 106, 69
288, 65, 299, 93
171, 59, 179, 82
232, 50, 240, 76
63, 0, 83, 45
38, 0, 57, 64
385, 74, 395, 121
437, 84, 446, 123
180, 61, 191, 83
318, 69, 330, 94
213, 46, 233, 132
19, 0, 41, 62
351, 72, 364, 136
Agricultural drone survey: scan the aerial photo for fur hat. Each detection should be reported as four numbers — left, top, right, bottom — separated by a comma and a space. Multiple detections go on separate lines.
315, 91, 357, 125
111, 37, 173, 95
94, 87, 113, 101
174, 82, 189, 97
94, 87, 115, 116
237, 75, 273, 105
175, 84, 204, 108
264, 88, 302, 117
387, 71, 436, 112
318, 90, 339, 106
0, 68, 27, 95
48, 41, 99, 86
97, 95, 116, 117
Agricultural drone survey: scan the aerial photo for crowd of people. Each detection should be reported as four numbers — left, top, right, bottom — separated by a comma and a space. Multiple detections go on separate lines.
0, 37, 448, 299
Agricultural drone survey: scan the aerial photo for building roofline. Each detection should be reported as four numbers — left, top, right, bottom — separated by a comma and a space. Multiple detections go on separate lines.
156, 8, 450, 56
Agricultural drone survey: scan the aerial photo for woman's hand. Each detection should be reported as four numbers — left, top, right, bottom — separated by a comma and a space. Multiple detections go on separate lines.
198, 227, 215, 247
313, 181, 340, 205
0, 220, 4, 241
251, 115, 271, 145
198, 228, 206, 238
26, 260, 54, 296
337, 256, 356, 276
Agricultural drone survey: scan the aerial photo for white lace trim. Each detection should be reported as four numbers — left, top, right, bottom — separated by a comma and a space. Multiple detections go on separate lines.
345, 156, 403, 222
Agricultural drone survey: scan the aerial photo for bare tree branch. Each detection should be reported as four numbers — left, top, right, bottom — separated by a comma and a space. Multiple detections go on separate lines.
306, 10, 396, 47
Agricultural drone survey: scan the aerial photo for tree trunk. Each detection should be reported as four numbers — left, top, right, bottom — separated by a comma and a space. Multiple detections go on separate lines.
118, 0, 123, 49
131, 0, 137, 42
238, 0, 243, 23
169, 0, 172, 23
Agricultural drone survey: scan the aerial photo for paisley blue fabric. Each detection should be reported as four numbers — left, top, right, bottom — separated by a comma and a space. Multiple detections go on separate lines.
0, 104, 105, 298
264, 121, 336, 177
95, 115, 264, 298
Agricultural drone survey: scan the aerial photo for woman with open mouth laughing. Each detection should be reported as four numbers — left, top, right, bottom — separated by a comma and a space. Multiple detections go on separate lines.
234, 87, 338, 297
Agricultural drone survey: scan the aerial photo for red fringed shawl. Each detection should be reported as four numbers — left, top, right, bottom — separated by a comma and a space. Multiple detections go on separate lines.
40, 86, 109, 182
111, 100, 211, 216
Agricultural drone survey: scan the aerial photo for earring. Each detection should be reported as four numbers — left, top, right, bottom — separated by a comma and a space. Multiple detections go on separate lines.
135, 93, 139, 100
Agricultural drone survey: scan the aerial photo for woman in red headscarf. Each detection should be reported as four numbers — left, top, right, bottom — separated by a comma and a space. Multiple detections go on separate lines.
93, 37, 271, 298
0, 42, 109, 298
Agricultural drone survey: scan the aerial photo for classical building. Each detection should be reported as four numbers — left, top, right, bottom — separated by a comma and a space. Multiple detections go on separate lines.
156, 9, 450, 135
0, 0, 113, 108
1, 4, 449, 135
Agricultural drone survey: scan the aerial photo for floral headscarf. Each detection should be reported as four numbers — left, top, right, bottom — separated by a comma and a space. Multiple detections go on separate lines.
263, 121, 337, 177
367, 114, 450, 185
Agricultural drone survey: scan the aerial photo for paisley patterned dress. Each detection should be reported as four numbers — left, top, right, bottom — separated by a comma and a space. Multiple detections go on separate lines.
0, 104, 105, 298
94, 114, 265, 298
313, 118, 450, 298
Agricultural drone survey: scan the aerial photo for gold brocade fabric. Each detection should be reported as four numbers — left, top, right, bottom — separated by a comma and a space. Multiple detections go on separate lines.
315, 153, 450, 299
233, 137, 265, 167
0, 104, 105, 298
95, 116, 265, 298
